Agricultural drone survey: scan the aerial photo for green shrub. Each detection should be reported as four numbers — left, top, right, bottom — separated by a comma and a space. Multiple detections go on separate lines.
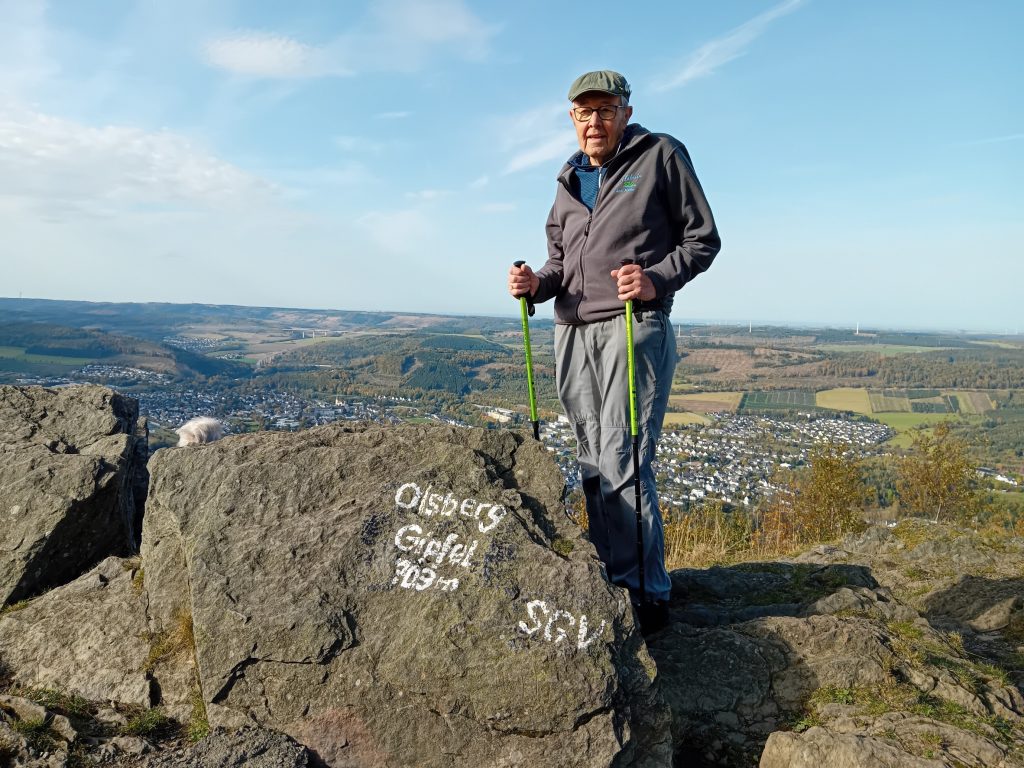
121, 708, 177, 739
188, 686, 210, 742
12, 719, 58, 752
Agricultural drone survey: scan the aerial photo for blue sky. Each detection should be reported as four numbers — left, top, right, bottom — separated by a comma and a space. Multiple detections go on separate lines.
1, 0, 1021, 331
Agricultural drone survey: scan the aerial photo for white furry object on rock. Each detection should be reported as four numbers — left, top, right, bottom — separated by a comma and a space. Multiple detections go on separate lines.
176, 417, 224, 447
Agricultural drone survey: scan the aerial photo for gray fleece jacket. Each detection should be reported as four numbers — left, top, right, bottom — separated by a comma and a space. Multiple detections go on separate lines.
533, 123, 720, 325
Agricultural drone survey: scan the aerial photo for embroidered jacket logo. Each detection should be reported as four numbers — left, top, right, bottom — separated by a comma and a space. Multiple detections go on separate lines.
615, 173, 642, 193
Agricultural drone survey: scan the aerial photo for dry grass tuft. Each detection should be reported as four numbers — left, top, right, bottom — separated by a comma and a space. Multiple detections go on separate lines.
145, 607, 196, 673
664, 501, 764, 569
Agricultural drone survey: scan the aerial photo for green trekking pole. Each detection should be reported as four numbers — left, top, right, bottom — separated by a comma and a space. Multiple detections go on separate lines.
513, 260, 540, 440
621, 259, 646, 603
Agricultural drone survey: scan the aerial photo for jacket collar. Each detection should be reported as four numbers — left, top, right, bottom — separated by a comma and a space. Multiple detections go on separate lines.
560, 123, 650, 177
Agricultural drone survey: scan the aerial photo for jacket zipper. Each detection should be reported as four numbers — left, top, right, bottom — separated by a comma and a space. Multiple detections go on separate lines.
575, 166, 606, 324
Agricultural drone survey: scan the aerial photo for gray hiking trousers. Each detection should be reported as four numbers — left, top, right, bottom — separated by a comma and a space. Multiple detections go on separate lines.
555, 309, 676, 602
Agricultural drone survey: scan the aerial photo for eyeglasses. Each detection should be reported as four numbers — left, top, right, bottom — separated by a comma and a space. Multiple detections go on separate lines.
572, 105, 627, 122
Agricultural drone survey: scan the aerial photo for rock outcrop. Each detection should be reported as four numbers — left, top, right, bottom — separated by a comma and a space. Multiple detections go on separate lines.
142, 423, 671, 767
647, 528, 1024, 766
0, 556, 153, 707
0, 385, 148, 606
801, 521, 1024, 696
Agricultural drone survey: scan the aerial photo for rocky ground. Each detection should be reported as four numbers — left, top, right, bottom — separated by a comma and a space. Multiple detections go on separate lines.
653, 521, 1024, 766
4, 523, 1021, 767
1, 385, 1022, 766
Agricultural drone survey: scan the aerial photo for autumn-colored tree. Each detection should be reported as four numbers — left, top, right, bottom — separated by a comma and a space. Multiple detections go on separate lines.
896, 422, 976, 522
758, 443, 867, 547
798, 443, 868, 540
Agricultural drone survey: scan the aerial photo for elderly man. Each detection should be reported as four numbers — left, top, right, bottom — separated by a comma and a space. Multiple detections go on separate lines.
508, 70, 720, 634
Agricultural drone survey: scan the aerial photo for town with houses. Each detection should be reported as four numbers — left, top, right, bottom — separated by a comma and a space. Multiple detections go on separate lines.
537, 412, 895, 512
13, 359, 1016, 512
126, 372, 901, 513
133, 376, 902, 512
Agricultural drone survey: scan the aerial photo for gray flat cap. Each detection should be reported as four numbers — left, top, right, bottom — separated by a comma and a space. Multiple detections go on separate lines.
568, 70, 631, 101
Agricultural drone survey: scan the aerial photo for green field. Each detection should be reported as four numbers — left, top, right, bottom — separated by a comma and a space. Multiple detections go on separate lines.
741, 390, 819, 411
951, 390, 995, 414
669, 391, 744, 413
863, 388, 997, 416
869, 390, 912, 412
873, 412, 971, 447
664, 412, 712, 427
0, 345, 93, 377
972, 340, 1022, 350
874, 411, 957, 430
816, 343, 951, 356
681, 386, 996, 422
909, 395, 954, 413
0, 346, 93, 366
815, 387, 873, 414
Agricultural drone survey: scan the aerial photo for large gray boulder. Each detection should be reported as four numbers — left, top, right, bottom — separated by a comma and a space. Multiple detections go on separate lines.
142, 423, 670, 767
0, 556, 153, 706
0, 385, 148, 606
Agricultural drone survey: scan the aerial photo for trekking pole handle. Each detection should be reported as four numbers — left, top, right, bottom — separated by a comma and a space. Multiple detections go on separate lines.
619, 259, 643, 323
512, 261, 536, 317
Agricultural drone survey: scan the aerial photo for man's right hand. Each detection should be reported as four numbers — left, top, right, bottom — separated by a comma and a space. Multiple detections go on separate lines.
509, 263, 540, 299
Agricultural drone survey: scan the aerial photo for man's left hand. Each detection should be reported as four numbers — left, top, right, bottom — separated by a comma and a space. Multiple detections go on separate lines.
611, 264, 657, 302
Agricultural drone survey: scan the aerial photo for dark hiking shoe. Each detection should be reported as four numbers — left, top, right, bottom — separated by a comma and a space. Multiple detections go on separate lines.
635, 600, 670, 637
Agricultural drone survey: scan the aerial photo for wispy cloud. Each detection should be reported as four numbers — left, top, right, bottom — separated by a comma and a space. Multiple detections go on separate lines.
376, 111, 411, 120
479, 202, 516, 213
498, 103, 576, 175
204, 32, 351, 79
654, 0, 805, 91
355, 207, 437, 256
504, 134, 576, 175
405, 189, 449, 201
957, 132, 1024, 146
334, 134, 391, 154
469, 175, 489, 189
203, 0, 495, 80
0, 106, 274, 214
267, 163, 374, 200
364, 0, 494, 62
